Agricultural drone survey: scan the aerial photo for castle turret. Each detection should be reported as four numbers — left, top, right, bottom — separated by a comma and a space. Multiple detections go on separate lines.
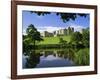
72, 28, 74, 32
67, 27, 74, 35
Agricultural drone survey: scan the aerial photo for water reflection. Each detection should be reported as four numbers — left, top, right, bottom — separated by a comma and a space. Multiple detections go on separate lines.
23, 48, 76, 68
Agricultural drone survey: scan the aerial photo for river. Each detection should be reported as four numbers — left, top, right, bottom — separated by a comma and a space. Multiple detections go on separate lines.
22, 49, 76, 68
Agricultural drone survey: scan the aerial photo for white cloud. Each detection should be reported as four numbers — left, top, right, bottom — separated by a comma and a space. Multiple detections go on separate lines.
69, 24, 87, 32
23, 24, 88, 35
22, 29, 27, 35
37, 26, 66, 33
37, 25, 87, 33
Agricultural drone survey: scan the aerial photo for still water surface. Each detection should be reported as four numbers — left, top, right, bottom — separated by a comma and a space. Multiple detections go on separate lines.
23, 49, 76, 68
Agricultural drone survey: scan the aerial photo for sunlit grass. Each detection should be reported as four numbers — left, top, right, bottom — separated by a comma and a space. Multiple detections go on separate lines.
38, 35, 71, 45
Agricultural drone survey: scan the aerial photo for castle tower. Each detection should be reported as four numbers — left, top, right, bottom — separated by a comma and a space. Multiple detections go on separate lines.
72, 28, 74, 32
67, 27, 71, 35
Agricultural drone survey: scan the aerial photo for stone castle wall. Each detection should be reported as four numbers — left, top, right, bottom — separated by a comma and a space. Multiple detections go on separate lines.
41, 27, 74, 37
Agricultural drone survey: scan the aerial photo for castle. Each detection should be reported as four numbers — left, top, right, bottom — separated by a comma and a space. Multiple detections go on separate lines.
41, 27, 74, 37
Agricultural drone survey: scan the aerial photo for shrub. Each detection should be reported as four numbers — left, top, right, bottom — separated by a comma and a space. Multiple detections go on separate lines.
74, 48, 89, 65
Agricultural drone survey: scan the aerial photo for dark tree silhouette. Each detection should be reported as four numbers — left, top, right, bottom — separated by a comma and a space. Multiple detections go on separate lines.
30, 11, 88, 23
26, 24, 43, 48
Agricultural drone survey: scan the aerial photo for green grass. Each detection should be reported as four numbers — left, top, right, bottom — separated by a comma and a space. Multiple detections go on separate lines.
38, 35, 71, 45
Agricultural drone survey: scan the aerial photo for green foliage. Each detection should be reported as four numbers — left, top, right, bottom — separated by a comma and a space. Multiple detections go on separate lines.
82, 28, 90, 47
71, 31, 82, 44
26, 24, 43, 43
23, 35, 33, 53
23, 24, 43, 52
59, 37, 67, 43
74, 48, 89, 65
59, 38, 68, 48
36, 44, 61, 49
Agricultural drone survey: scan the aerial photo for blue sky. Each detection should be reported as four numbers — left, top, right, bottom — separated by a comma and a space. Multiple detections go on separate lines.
22, 11, 90, 34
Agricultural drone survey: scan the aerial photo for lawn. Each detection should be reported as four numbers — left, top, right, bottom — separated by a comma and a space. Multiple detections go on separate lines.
38, 35, 71, 45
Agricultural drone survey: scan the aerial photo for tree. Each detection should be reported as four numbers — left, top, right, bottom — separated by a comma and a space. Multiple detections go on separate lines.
59, 38, 67, 48
26, 24, 43, 48
82, 28, 89, 47
71, 32, 82, 47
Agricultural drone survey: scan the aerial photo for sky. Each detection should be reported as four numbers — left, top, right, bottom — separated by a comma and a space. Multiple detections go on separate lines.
22, 11, 90, 34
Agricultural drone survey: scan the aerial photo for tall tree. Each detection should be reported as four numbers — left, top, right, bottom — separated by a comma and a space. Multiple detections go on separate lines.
26, 24, 43, 47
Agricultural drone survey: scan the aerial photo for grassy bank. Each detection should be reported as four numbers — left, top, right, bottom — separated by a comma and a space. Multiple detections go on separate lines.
38, 35, 71, 45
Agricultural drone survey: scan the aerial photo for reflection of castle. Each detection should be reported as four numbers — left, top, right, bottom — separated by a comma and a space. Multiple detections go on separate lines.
41, 27, 74, 37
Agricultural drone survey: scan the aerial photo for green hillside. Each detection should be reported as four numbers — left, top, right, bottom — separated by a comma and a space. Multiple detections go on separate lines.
38, 35, 71, 45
